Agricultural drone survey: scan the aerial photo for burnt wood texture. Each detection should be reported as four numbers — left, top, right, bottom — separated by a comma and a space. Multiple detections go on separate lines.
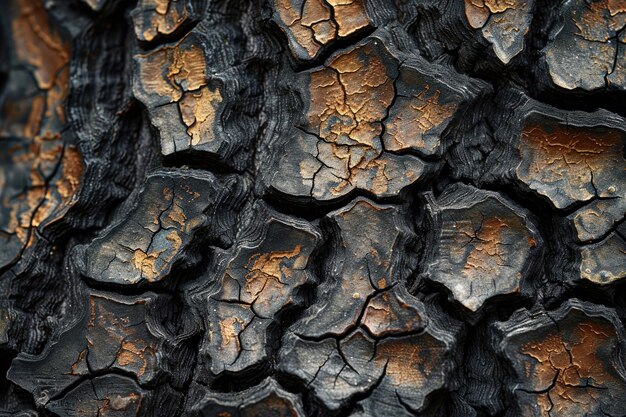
1, 0, 626, 416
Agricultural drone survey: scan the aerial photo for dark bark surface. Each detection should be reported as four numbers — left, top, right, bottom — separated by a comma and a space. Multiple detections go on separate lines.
1, 0, 625, 416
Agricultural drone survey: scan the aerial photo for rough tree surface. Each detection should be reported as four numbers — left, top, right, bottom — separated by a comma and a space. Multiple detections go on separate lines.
1, 0, 626, 416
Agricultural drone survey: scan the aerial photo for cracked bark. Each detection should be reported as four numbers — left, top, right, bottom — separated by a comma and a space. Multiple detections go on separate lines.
1, 0, 626, 416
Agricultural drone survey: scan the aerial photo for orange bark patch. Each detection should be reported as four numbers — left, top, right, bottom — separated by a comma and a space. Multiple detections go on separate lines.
132, 248, 164, 279
5, 0, 70, 135
168, 45, 206, 91
376, 335, 443, 387
68, 349, 89, 375
179, 86, 223, 146
132, 0, 192, 42
361, 290, 423, 337
519, 317, 622, 414
517, 121, 624, 208
303, 42, 399, 196
11, 0, 70, 90
609, 0, 626, 15
274, 0, 369, 60
463, 217, 509, 276
243, 245, 303, 299
328, 0, 370, 37
218, 316, 246, 350
166, 201, 187, 227
465, 0, 492, 28
131, 230, 182, 281
308, 42, 394, 148
464, 0, 531, 63
136, 41, 206, 101
426, 185, 540, 312
206, 219, 319, 374
3, 137, 83, 250
465, 0, 519, 27
115, 341, 153, 378
86, 296, 158, 383
383, 85, 457, 154
57, 146, 84, 201
0, 0, 81, 266
574, 0, 626, 42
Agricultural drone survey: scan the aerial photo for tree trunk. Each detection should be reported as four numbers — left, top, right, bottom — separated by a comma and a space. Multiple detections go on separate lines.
1, 0, 625, 416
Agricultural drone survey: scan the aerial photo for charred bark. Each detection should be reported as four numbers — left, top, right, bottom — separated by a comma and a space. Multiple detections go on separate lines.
1, 0, 625, 416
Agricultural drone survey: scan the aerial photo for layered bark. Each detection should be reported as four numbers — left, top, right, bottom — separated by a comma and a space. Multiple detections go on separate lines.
1, 0, 625, 416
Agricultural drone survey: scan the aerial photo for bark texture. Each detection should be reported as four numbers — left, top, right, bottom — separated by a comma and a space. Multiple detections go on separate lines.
1, 0, 626, 416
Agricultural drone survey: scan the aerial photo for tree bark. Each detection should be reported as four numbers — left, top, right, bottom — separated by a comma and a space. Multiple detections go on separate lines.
1, 0, 625, 416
